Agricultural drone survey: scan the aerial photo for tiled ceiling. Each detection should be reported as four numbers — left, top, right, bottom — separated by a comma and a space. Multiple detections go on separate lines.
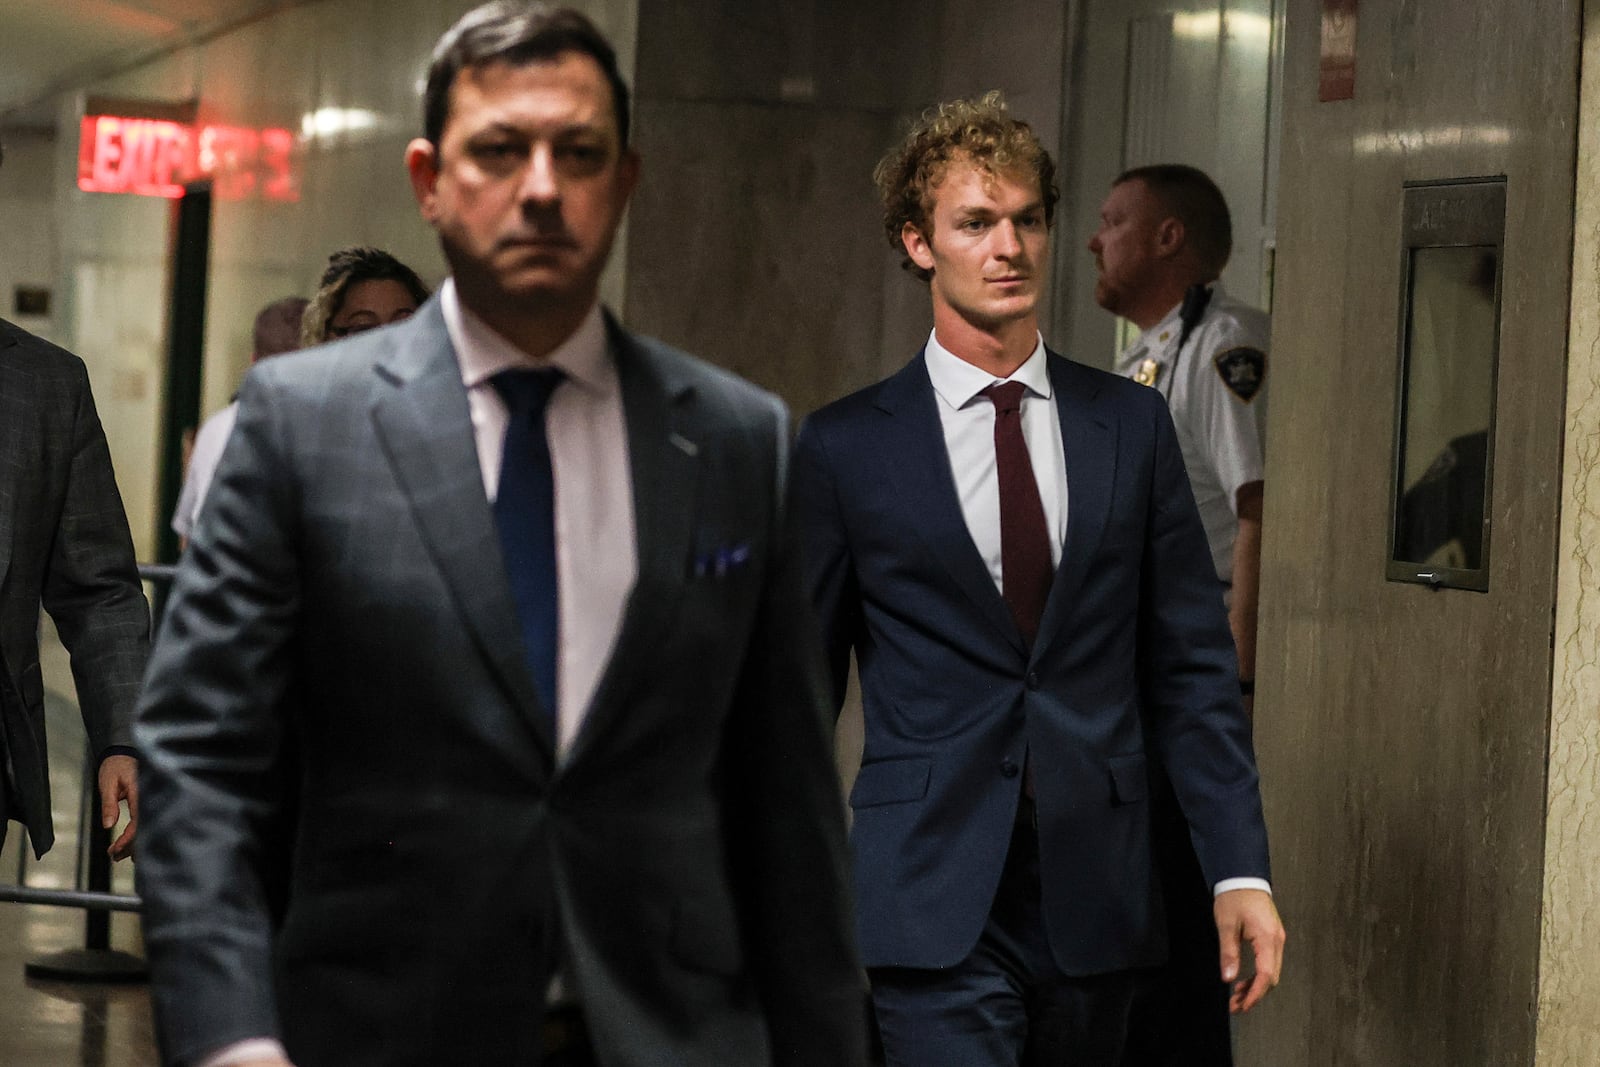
0, 0, 312, 125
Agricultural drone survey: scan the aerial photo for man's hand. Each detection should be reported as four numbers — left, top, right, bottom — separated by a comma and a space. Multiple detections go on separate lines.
97, 754, 138, 860
1214, 887, 1284, 1013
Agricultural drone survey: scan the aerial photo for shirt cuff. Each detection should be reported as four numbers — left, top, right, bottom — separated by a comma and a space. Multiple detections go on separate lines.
1213, 877, 1272, 898
97, 745, 140, 763
196, 1038, 291, 1067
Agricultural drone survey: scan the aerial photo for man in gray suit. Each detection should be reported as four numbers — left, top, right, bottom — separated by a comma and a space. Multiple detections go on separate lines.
0, 147, 149, 866
134, 5, 865, 1067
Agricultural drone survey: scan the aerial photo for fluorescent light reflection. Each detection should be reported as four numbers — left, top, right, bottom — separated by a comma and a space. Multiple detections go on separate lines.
1353, 126, 1515, 155
299, 107, 385, 141
1172, 10, 1273, 45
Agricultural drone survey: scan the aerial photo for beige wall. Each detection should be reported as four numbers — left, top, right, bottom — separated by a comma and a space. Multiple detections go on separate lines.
0, 130, 60, 344
1539, 13, 1600, 1063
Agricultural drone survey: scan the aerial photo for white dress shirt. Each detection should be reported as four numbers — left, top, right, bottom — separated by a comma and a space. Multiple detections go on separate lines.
1112, 284, 1270, 596
171, 400, 239, 538
198, 282, 639, 1067
444, 278, 637, 759
923, 329, 1268, 901
923, 330, 1068, 588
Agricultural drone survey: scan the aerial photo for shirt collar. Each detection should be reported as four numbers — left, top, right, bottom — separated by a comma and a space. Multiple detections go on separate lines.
924, 329, 1051, 411
1131, 302, 1185, 360
1134, 281, 1228, 357
441, 277, 613, 394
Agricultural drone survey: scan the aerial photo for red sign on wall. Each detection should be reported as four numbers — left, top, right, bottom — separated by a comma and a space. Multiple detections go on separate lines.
77, 114, 298, 201
1319, 0, 1358, 102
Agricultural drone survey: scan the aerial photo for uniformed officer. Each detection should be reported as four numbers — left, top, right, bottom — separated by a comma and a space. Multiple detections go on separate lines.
1088, 163, 1269, 1066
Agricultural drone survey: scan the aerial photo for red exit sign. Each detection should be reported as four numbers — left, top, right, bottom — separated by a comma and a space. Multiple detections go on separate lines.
78, 114, 298, 201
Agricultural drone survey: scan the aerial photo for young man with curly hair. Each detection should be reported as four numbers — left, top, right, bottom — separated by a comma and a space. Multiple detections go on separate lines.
791, 93, 1284, 1065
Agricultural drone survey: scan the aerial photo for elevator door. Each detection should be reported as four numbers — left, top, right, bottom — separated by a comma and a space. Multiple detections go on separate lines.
1236, 0, 1578, 1064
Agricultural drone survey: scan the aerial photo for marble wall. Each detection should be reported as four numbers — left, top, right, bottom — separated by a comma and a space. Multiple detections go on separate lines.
1540, 13, 1600, 1064
0, 131, 60, 344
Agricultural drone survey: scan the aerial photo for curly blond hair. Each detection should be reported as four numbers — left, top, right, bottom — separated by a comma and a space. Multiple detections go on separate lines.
874, 91, 1059, 281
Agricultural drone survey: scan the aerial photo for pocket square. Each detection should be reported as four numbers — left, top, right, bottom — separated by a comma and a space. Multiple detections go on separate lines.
691, 542, 751, 578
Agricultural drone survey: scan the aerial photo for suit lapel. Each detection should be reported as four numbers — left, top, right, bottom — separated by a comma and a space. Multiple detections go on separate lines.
1032, 353, 1117, 657
367, 301, 555, 760
878, 353, 1026, 657
563, 319, 700, 767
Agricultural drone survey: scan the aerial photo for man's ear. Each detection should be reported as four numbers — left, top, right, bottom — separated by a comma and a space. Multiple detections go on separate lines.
902, 221, 936, 274
405, 138, 442, 222
1154, 216, 1186, 260
615, 147, 641, 203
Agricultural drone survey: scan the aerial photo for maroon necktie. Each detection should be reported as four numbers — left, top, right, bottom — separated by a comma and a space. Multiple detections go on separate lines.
982, 381, 1053, 646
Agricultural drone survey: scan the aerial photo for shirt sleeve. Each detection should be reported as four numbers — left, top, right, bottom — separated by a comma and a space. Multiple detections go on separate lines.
1191, 317, 1268, 513
172, 405, 238, 537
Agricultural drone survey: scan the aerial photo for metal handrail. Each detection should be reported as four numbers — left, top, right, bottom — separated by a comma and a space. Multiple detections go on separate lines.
0, 885, 141, 913
138, 562, 179, 584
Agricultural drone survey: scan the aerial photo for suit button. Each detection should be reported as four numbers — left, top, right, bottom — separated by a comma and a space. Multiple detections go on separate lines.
1000, 760, 1020, 778
1026, 672, 1040, 690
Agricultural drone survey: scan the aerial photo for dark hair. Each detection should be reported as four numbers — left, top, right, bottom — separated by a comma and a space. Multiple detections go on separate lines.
301, 247, 430, 346
253, 296, 310, 359
874, 91, 1059, 282
423, 2, 631, 149
1114, 164, 1233, 278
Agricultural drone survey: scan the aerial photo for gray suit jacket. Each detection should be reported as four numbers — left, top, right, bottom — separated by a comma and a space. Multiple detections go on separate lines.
134, 299, 866, 1067
0, 318, 149, 857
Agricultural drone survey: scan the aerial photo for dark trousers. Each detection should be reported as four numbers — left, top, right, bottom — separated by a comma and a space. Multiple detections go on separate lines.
868, 802, 1142, 1067
1120, 773, 1233, 1066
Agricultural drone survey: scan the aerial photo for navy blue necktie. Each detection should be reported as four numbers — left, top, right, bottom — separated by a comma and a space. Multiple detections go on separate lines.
492, 368, 565, 721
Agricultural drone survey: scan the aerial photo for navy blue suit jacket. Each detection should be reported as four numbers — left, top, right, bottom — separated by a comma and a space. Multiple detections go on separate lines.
791, 347, 1270, 977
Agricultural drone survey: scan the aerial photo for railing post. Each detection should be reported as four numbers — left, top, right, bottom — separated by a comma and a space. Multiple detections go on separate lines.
20, 742, 146, 982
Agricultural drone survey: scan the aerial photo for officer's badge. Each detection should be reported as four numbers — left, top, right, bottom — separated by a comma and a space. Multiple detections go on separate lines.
1133, 357, 1161, 387
1213, 347, 1266, 402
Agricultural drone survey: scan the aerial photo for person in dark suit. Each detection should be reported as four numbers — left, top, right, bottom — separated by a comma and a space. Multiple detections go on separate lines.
0, 158, 148, 864
133, 6, 864, 1067
790, 92, 1284, 1066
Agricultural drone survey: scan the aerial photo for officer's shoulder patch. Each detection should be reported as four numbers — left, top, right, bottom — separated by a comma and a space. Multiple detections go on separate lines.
1213, 346, 1266, 402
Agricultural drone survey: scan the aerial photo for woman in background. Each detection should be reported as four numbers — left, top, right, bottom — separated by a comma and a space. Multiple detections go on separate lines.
301, 245, 430, 346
